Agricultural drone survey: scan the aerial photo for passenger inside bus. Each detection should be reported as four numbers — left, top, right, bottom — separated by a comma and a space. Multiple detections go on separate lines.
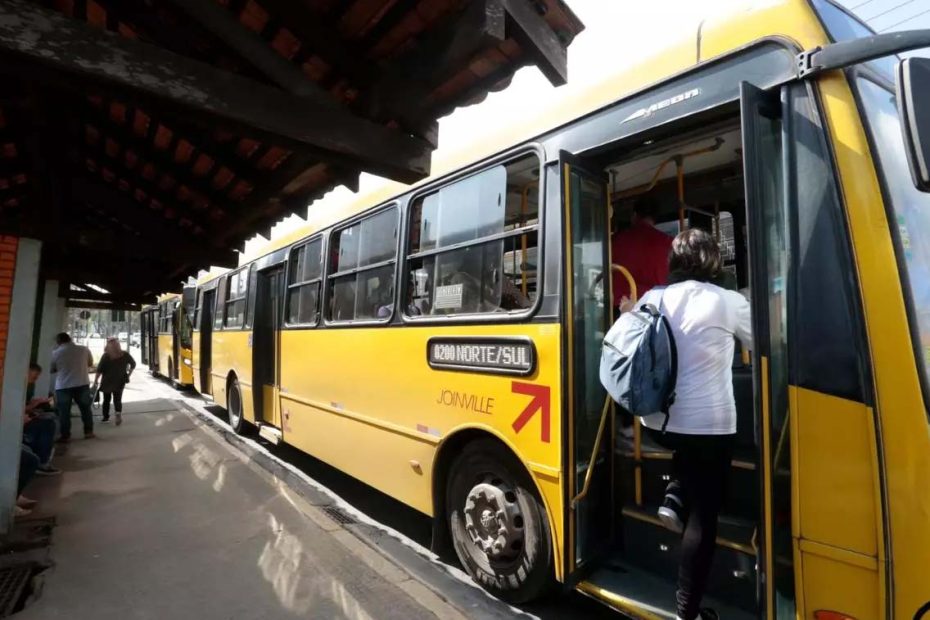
611, 196, 673, 314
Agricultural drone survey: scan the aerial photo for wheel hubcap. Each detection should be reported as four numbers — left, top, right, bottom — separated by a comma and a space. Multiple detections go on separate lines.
463, 478, 524, 561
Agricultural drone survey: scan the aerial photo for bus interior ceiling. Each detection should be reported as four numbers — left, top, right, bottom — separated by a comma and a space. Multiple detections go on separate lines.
589, 122, 760, 616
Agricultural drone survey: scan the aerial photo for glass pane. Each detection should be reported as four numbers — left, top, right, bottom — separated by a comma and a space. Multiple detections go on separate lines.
330, 275, 356, 321
300, 284, 320, 324
289, 246, 304, 285
302, 239, 322, 281
359, 209, 397, 267
857, 78, 930, 394
335, 224, 360, 272
408, 166, 508, 253
406, 236, 535, 316
355, 265, 395, 320
568, 170, 610, 567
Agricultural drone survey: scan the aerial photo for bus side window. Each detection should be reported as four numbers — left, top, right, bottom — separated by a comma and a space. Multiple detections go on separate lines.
326, 206, 398, 323
404, 153, 540, 318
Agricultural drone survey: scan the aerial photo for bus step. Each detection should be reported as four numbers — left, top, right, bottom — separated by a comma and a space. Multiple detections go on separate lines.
620, 505, 758, 613
257, 424, 282, 445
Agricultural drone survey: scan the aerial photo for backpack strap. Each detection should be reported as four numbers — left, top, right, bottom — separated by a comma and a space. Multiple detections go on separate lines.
657, 288, 678, 434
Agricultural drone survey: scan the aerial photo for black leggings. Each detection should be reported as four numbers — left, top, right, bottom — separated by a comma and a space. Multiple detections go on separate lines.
102, 387, 124, 417
649, 430, 734, 620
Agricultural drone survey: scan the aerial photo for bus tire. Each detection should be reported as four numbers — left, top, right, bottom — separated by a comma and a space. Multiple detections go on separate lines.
446, 439, 552, 604
227, 377, 246, 434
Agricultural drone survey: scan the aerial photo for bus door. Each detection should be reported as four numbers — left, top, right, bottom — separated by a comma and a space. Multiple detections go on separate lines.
147, 310, 159, 371
253, 265, 285, 429
560, 152, 614, 580
741, 81, 792, 618
199, 289, 215, 395
171, 302, 181, 381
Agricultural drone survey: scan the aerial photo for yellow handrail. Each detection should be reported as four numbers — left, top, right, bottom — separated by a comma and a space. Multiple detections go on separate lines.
571, 395, 613, 508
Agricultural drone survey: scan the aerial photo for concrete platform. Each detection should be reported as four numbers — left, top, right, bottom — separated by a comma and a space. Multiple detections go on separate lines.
16, 374, 466, 620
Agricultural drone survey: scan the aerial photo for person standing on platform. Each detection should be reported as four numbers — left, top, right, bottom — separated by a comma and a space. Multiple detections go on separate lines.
611, 196, 674, 314
50, 332, 96, 441
94, 337, 136, 426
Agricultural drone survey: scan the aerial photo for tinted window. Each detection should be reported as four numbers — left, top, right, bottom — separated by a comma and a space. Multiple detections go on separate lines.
287, 239, 322, 325
405, 154, 540, 317
810, 0, 897, 76
327, 207, 398, 322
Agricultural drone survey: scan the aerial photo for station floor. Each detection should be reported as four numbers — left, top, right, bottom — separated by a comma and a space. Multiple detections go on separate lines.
14, 374, 470, 620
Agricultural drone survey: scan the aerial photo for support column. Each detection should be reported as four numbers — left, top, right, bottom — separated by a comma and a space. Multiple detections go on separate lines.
0, 238, 42, 535
33, 280, 62, 399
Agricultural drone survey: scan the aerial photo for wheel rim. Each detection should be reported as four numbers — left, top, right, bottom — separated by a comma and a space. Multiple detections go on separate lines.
462, 475, 525, 564
228, 384, 241, 428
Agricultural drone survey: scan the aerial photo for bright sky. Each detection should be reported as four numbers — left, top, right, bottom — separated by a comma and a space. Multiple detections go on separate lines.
234, 0, 930, 264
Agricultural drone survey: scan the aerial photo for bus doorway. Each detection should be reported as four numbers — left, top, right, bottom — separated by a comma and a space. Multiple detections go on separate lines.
199, 289, 215, 395
253, 266, 285, 430
564, 89, 787, 618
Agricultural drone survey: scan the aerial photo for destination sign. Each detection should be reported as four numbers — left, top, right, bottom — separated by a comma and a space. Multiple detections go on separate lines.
428, 337, 535, 376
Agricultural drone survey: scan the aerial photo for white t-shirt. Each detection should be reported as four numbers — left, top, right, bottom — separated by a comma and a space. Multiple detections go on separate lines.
638, 280, 752, 435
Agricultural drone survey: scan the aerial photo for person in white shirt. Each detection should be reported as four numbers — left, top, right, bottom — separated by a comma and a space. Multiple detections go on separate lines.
636, 228, 752, 620
50, 332, 96, 441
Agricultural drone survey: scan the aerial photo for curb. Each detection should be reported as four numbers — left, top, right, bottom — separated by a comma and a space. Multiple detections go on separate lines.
174, 398, 531, 620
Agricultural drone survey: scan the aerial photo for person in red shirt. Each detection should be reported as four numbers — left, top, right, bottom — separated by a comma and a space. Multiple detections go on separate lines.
611, 197, 673, 313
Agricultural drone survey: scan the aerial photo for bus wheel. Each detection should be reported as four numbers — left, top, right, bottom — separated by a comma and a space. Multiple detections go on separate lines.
446, 439, 552, 604
227, 378, 246, 434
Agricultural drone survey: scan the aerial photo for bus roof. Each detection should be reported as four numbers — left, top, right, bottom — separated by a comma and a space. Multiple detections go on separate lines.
199, 0, 828, 285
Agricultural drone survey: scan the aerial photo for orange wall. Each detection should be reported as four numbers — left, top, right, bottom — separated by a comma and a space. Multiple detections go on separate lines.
0, 235, 18, 390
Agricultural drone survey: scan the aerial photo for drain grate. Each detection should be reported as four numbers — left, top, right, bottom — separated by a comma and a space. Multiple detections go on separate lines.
322, 505, 356, 526
0, 564, 33, 617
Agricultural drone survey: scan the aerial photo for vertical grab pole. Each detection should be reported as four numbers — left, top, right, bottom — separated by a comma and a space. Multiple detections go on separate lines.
676, 155, 686, 231
520, 182, 537, 296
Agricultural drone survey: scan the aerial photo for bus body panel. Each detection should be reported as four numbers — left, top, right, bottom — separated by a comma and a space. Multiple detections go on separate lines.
178, 347, 194, 386
817, 70, 930, 620
210, 330, 256, 423
157, 333, 173, 378
278, 322, 565, 566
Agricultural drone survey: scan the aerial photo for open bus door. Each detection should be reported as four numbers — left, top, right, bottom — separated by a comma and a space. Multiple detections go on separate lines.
560, 152, 615, 582
252, 265, 285, 442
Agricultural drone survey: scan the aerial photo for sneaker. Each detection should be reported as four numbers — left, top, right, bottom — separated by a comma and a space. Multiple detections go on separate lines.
677, 610, 719, 620
100, 417, 110, 423
115, 414, 122, 426
14, 506, 32, 518
658, 493, 687, 533
17, 495, 37, 508
36, 465, 62, 476
84, 432, 96, 439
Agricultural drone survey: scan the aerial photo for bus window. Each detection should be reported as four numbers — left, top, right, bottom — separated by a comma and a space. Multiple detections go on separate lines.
286, 238, 322, 325
326, 206, 398, 322
224, 269, 248, 328
405, 154, 540, 317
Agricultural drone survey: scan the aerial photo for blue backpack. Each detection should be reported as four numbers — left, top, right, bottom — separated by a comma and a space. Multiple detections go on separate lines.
599, 294, 678, 431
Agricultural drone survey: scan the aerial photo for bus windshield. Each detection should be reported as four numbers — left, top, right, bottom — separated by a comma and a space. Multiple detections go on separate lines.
857, 77, 930, 386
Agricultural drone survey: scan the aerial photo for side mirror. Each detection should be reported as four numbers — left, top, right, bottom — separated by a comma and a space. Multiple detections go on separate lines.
896, 57, 930, 192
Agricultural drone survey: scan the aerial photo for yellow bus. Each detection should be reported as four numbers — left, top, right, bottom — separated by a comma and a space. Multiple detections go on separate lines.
141, 293, 194, 388
190, 1, 930, 617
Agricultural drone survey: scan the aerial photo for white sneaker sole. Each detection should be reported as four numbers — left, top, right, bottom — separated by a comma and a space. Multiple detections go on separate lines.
657, 506, 684, 533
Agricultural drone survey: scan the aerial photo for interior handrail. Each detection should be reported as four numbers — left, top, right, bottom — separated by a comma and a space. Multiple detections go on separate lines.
571, 394, 613, 509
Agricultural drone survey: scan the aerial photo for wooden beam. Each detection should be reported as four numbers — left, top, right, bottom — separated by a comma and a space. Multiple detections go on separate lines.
65, 300, 143, 311
499, 0, 568, 86
0, 0, 431, 183
81, 101, 247, 224
164, 0, 338, 107
364, 0, 505, 133
69, 175, 238, 268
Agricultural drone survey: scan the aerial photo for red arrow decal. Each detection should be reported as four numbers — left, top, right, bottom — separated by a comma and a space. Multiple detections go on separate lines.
511, 382, 551, 443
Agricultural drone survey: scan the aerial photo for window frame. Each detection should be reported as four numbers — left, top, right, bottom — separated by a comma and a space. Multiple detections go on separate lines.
284, 234, 325, 328
192, 289, 202, 332
223, 268, 249, 330
400, 145, 546, 324
323, 202, 401, 327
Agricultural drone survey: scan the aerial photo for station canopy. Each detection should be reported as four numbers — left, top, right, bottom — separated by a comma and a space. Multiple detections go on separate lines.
0, 0, 582, 308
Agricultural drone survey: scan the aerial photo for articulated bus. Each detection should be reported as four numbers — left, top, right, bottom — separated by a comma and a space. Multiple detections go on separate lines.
190, 1, 930, 617
141, 292, 194, 388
